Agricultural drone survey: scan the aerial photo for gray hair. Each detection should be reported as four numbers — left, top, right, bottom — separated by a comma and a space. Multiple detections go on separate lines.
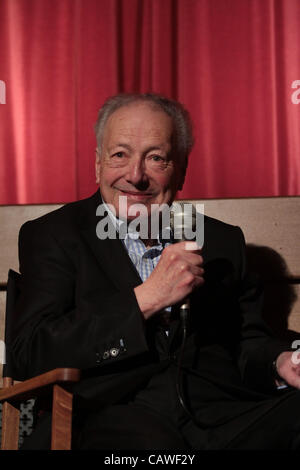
94, 93, 194, 169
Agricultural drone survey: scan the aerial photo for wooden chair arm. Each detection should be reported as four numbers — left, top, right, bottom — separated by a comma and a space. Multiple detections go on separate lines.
0, 368, 81, 450
0, 368, 81, 403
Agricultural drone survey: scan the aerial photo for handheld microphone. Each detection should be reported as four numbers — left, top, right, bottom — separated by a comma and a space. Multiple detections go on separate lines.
170, 202, 198, 325
170, 202, 200, 420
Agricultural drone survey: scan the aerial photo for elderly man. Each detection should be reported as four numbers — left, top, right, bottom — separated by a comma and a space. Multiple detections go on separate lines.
13, 93, 300, 450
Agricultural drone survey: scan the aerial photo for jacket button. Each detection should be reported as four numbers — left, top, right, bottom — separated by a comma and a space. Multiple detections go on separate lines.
110, 348, 119, 357
103, 351, 110, 360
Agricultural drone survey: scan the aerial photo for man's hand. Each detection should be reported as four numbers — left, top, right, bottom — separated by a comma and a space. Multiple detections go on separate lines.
134, 241, 204, 319
275, 351, 300, 389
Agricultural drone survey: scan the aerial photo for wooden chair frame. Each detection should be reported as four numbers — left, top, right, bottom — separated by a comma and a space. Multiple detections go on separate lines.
0, 368, 80, 450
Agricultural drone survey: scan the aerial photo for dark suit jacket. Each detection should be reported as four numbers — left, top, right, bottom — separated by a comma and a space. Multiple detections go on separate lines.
11, 190, 290, 437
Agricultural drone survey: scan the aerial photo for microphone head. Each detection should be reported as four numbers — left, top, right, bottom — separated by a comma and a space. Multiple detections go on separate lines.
170, 202, 198, 242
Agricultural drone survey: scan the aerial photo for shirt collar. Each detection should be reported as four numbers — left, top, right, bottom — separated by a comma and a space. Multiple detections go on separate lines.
102, 199, 124, 233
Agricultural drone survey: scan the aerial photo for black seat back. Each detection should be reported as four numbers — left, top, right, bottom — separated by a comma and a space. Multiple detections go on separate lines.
3, 269, 21, 380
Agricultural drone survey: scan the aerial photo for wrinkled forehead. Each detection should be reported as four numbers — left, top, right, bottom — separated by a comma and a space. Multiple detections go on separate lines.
103, 102, 174, 144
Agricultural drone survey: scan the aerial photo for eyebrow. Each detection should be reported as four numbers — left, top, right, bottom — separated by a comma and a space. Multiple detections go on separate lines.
110, 143, 132, 151
109, 143, 167, 153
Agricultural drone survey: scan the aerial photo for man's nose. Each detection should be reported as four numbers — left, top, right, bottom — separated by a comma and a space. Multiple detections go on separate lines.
125, 157, 148, 187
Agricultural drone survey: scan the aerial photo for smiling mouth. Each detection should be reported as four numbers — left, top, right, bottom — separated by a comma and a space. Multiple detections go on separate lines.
117, 189, 153, 198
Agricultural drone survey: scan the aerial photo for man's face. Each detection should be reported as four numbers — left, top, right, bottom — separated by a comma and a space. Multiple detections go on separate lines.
95, 102, 185, 220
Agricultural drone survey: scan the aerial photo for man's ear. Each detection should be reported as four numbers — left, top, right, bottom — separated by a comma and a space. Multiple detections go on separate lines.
95, 148, 101, 184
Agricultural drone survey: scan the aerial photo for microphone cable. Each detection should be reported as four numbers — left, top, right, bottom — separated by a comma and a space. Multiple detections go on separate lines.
175, 300, 195, 422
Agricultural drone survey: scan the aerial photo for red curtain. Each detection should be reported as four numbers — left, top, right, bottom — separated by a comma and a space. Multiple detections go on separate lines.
0, 0, 299, 204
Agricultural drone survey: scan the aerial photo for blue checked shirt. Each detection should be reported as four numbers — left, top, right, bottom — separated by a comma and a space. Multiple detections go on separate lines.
124, 235, 168, 282
102, 200, 171, 281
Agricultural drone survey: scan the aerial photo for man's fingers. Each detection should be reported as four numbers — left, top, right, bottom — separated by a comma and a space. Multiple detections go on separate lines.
167, 241, 202, 254
190, 265, 204, 277
184, 241, 202, 251
276, 352, 300, 389
185, 253, 203, 266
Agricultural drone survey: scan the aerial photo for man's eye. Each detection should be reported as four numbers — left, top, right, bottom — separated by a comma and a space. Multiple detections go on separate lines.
113, 152, 124, 158
151, 155, 165, 162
